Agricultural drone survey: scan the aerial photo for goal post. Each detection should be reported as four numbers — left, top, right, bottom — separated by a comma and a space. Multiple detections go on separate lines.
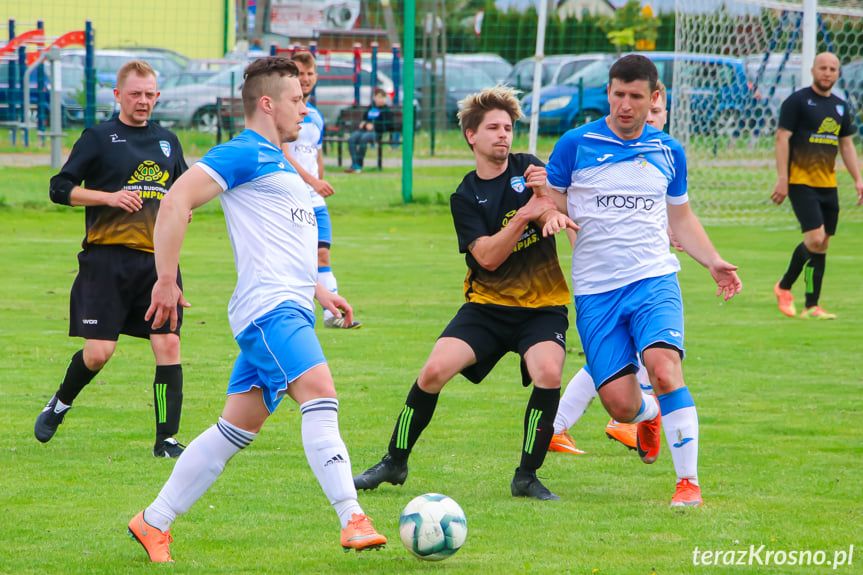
673, 0, 863, 224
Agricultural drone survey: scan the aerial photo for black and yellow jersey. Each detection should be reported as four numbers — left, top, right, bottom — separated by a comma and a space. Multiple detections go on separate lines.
779, 87, 854, 189
50, 117, 187, 252
450, 153, 570, 308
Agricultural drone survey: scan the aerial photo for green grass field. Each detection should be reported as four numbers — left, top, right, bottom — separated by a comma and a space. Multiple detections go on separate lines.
1, 163, 861, 574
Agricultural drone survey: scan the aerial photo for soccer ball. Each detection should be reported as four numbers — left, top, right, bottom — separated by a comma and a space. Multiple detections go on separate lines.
398, 493, 467, 561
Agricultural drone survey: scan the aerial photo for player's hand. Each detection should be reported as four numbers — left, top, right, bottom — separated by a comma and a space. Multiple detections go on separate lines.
106, 189, 143, 212
523, 164, 547, 194
855, 180, 863, 206
709, 260, 742, 301
145, 278, 191, 331
315, 284, 354, 328
770, 180, 788, 205
313, 178, 335, 198
542, 212, 579, 237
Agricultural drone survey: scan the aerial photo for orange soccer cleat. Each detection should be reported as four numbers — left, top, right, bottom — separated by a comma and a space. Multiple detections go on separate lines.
605, 419, 637, 451
670, 478, 703, 507
799, 306, 836, 320
549, 430, 585, 454
341, 513, 387, 552
128, 510, 173, 563
774, 282, 796, 317
636, 396, 662, 464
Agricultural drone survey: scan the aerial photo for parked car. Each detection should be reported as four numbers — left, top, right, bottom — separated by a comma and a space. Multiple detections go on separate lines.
521, 53, 752, 135
0, 60, 114, 126
504, 54, 609, 92
412, 59, 497, 126
519, 55, 615, 133
60, 48, 187, 86
743, 53, 804, 131
152, 59, 393, 131
446, 53, 512, 84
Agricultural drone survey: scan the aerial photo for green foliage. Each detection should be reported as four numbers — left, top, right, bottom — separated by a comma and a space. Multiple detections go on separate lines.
597, 0, 661, 53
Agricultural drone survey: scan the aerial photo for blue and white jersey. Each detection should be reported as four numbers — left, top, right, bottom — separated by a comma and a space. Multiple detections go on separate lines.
197, 129, 318, 336
546, 118, 688, 296
287, 104, 326, 208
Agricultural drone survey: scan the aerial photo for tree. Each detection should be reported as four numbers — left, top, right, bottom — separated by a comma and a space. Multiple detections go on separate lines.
596, 0, 660, 54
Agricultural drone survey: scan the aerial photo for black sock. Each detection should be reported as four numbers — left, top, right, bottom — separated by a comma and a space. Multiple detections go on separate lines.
154, 364, 183, 444
519, 386, 560, 474
387, 381, 439, 461
804, 253, 826, 308
779, 242, 811, 290
56, 350, 99, 405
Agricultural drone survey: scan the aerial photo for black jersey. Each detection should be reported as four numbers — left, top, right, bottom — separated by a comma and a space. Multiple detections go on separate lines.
450, 153, 570, 308
50, 118, 187, 252
778, 86, 854, 189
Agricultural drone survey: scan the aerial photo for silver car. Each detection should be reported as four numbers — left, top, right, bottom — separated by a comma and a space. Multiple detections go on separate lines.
152, 60, 394, 131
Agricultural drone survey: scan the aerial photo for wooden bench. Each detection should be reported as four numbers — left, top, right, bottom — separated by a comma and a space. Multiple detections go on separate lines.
216, 97, 245, 144
322, 105, 402, 171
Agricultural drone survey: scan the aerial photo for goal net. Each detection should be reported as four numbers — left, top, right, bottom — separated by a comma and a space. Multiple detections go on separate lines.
673, 0, 863, 224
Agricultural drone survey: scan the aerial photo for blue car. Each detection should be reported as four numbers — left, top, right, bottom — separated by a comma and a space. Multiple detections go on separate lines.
521, 52, 753, 135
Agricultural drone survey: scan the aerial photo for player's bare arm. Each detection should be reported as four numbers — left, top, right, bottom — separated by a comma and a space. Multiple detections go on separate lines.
771, 128, 792, 205
69, 186, 144, 213
281, 144, 335, 197
469, 192, 556, 272
838, 136, 863, 205
146, 165, 224, 330
668, 202, 742, 300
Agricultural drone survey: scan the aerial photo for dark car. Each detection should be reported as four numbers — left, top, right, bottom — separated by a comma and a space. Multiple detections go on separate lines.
522, 53, 752, 135
413, 59, 496, 126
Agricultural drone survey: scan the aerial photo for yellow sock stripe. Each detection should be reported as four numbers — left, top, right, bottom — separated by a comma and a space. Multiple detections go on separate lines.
525, 408, 542, 454
396, 406, 414, 450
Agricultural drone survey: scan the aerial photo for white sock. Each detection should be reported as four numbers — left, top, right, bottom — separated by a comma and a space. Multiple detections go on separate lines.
658, 387, 699, 485
628, 393, 659, 424
54, 399, 71, 413
554, 368, 597, 434
319, 268, 339, 320
300, 398, 362, 528
144, 418, 256, 532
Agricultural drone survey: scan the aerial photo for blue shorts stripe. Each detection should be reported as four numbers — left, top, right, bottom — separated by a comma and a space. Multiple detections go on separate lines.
657, 386, 695, 415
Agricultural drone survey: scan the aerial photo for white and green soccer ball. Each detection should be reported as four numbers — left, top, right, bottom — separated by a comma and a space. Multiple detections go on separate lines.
398, 493, 467, 561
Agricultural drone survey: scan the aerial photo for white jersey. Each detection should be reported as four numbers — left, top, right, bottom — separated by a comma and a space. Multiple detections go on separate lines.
546, 119, 688, 296
197, 129, 318, 336
287, 104, 326, 208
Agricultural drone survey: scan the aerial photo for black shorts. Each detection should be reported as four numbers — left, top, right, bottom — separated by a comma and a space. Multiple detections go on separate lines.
788, 184, 839, 235
69, 244, 183, 340
439, 302, 568, 386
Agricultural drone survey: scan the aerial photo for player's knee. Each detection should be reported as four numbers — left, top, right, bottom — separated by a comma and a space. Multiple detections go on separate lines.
607, 402, 640, 423
417, 362, 450, 393
83, 345, 113, 370
531, 363, 562, 389
151, 334, 181, 364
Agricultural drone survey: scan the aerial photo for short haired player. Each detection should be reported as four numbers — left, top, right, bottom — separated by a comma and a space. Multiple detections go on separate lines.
127, 57, 385, 563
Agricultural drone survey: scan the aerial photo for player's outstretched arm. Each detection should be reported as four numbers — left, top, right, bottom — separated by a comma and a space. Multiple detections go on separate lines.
667, 202, 742, 301
281, 144, 335, 197
146, 166, 223, 330
315, 283, 353, 327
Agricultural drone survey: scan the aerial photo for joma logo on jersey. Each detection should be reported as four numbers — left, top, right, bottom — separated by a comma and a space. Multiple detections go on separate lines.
290, 207, 317, 225
596, 195, 655, 211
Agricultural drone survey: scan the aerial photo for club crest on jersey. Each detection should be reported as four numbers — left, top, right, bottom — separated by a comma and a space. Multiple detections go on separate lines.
836, 104, 845, 116
510, 176, 526, 194
159, 140, 171, 157
634, 155, 647, 169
